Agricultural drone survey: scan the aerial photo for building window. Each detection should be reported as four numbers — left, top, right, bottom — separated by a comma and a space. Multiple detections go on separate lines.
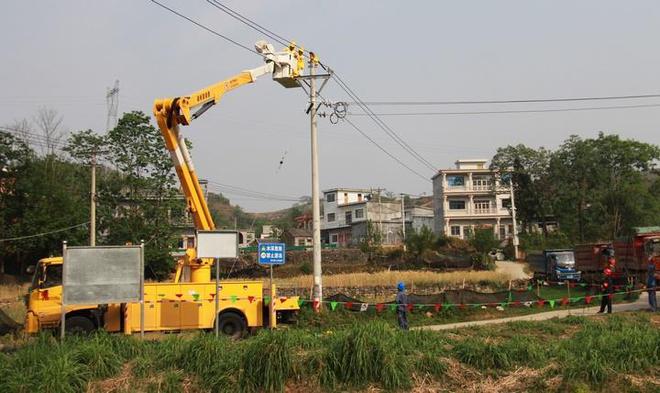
474, 200, 491, 213
355, 208, 364, 219
472, 177, 492, 190
326, 193, 335, 202
447, 176, 465, 187
499, 225, 507, 240
327, 213, 335, 222
345, 211, 352, 224
450, 226, 461, 236
357, 193, 363, 201
343, 193, 348, 204
330, 234, 338, 243
502, 198, 512, 209
449, 200, 466, 210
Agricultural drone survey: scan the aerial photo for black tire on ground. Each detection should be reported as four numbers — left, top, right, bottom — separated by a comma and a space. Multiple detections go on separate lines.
65, 315, 95, 335
217, 312, 246, 339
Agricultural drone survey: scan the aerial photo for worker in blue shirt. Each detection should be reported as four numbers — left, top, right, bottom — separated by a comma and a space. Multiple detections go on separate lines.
395, 282, 409, 330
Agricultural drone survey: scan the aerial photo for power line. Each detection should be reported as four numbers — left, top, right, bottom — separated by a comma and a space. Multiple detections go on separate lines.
343, 117, 430, 182
0, 222, 89, 243
152, 2, 435, 181
207, 180, 301, 201
206, 0, 291, 49
149, 0, 260, 56
332, 73, 438, 173
347, 93, 660, 106
346, 103, 660, 116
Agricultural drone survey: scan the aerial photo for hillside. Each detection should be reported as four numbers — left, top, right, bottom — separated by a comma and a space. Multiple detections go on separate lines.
207, 192, 310, 235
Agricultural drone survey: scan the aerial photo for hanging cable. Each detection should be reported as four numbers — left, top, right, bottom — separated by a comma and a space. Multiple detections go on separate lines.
0, 222, 90, 243
149, 0, 260, 55
347, 93, 660, 106
346, 103, 660, 116
343, 118, 430, 183
332, 73, 438, 173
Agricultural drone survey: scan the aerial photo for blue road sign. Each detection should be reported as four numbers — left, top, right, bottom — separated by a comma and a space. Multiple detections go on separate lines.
258, 242, 286, 265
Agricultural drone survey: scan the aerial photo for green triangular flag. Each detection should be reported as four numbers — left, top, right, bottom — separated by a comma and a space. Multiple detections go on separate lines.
330, 301, 338, 311
443, 303, 452, 310
416, 304, 426, 310
389, 304, 397, 312
571, 297, 580, 303
580, 283, 587, 288
507, 292, 513, 302
499, 302, 507, 308
298, 298, 306, 307
549, 300, 555, 308
264, 296, 271, 305
192, 293, 200, 301
527, 284, 533, 292
472, 303, 481, 308
230, 295, 237, 303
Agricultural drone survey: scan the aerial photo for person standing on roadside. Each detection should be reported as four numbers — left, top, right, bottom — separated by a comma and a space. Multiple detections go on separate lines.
647, 259, 657, 312
395, 282, 409, 330
598, 257, 615, 314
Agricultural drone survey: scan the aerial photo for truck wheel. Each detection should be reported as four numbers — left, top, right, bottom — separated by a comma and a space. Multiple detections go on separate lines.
217, 312, 246, 339
65, 316, 95, 335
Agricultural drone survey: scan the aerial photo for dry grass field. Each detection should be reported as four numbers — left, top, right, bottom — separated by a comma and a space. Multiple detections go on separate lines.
277, 269, 511, 289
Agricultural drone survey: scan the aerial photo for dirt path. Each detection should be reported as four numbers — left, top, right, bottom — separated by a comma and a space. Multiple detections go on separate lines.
416, 292, 650, 331
495, 261, 531, 280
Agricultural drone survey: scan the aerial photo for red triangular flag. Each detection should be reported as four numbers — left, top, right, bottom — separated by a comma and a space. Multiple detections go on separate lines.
585, 295, 593, 304
175, 293, 183, 298
512, 300, 522, 307
560, 297, 569, 306
537, 299, 545, 307
406, 303, 414, 312
376, 303, 385, 313
209, 293, 216, 298
458, 303, 466, 310
434, 303, 442, 312
247, 296, 255, 303
312, 300, 319, 310
279, 297, 288, 304
345, 301, 353, 309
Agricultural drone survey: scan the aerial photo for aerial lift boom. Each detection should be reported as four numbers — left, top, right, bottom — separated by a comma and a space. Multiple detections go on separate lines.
153, 41, 301, 283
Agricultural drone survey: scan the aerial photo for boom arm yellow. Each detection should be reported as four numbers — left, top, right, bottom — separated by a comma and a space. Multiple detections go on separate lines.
152, 41, 300, 282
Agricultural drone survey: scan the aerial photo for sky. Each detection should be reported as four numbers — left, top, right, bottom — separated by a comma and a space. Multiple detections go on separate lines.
2, 1, 659, 212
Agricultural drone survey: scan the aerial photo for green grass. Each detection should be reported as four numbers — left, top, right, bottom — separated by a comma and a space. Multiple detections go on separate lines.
0, 313, 658, 392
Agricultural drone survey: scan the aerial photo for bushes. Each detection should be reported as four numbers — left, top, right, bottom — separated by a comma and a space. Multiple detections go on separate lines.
1, 314, 658, 392
323, 321, 410, 390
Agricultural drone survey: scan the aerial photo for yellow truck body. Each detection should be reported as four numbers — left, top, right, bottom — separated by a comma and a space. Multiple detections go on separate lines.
25, 257, 299, 336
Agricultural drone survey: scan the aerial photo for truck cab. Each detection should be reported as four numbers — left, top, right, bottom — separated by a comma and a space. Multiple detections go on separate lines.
529, 249, 581, 282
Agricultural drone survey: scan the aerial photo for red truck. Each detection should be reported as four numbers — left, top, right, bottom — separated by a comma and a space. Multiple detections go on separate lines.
575, 227, 660, 284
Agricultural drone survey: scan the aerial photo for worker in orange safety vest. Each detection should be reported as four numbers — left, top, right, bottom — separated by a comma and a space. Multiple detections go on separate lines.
597, 257, 615, 314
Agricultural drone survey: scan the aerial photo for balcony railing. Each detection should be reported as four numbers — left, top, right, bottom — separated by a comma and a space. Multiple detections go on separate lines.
473, 208, 498, 215
444, 185, 510, 192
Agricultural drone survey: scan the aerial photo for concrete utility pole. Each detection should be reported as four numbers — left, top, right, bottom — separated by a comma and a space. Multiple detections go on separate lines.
509, 180, 519, 260
309, 58, 323, 309
90, 151, 96, 247
401, 193, 406, 251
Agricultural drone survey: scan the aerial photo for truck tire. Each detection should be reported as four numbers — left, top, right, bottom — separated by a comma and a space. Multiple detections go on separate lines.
65, 316, 95, 335
217, 312, 246, 339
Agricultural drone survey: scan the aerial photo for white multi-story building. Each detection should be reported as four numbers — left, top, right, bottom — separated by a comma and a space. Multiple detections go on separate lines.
432, 159, 514, 240
321, 188, 402, 247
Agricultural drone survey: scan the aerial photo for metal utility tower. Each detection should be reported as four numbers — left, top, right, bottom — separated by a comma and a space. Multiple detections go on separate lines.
106, 80, 119, 131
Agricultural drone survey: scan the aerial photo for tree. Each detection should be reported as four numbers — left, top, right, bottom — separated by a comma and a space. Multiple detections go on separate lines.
490, 144, 553, 233
549, 133, 659, 241
405, 225, 436, 262
33, 107, 65, 156
359, 220, 383, 260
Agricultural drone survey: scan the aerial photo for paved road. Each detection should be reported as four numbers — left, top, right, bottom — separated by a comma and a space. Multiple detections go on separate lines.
416, 292, 651, 331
